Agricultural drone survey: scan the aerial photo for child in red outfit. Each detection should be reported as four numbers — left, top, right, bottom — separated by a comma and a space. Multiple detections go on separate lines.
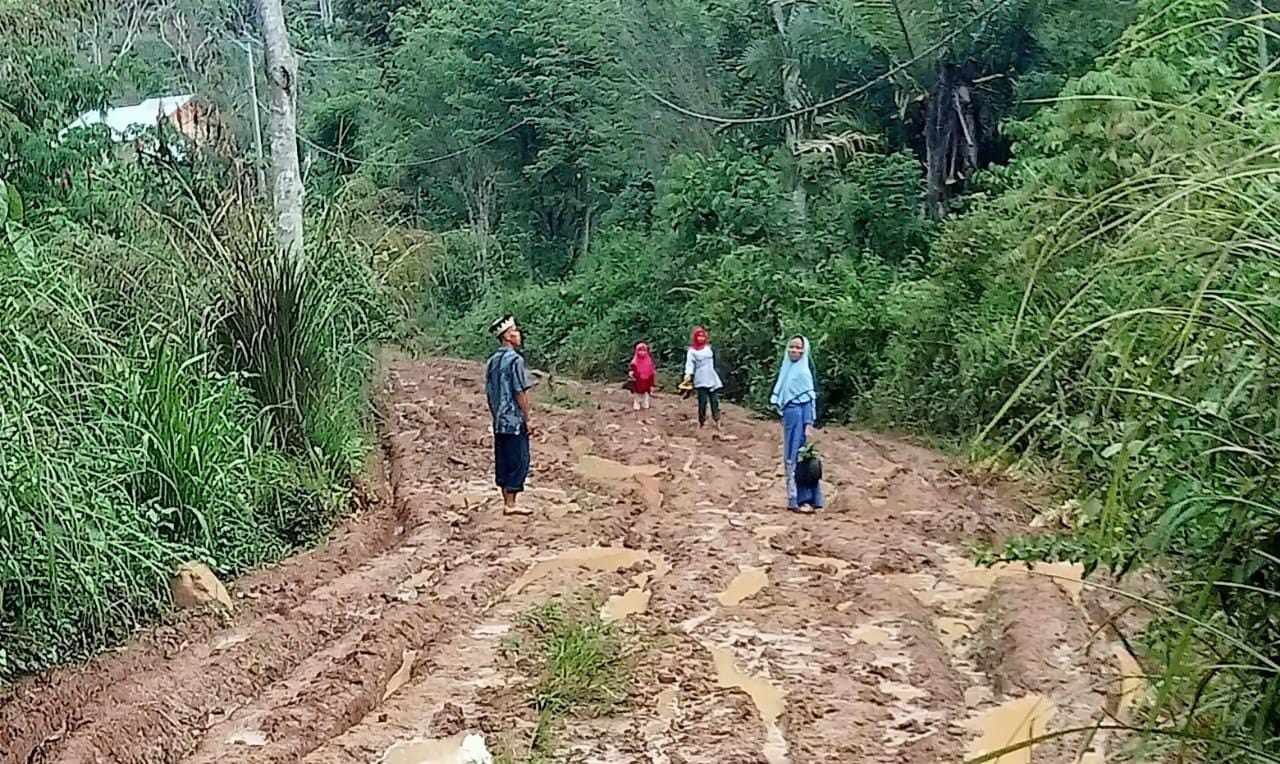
629, 342, 657, 414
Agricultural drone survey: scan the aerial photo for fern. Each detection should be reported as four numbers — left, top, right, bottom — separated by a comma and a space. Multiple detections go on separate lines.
794, 131, 883, 163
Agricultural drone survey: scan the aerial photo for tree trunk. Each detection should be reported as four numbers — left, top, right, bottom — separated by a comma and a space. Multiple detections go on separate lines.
255, 0, 304, 259
458, 165, 497, 264
1257, 0, 1269, 72
90, 19, 103, 68
923, 64, 982, 219
772, 0, 809, 222
783, 65, 808, 222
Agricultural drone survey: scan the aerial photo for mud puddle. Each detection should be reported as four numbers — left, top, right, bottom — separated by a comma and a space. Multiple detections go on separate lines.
575, 455, 663, 482
601, 587, 651, 622
943, 554, 1086, 604
846, 624, 895, 646
381, 733, 492, 764
708, 645, 789, 764
718, 566, 770, 606
1112, 644, 1146, 721
962, 695, 1057, 764
503, 546, 668, 596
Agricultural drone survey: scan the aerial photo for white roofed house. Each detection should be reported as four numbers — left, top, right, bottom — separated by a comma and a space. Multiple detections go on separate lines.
61, 94, 231, 162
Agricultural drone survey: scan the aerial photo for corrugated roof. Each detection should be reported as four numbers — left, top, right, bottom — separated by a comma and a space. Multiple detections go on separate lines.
62, 95, 195, 140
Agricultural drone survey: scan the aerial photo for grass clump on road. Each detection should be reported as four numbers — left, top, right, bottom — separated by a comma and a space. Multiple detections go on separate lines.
499, 594, 637, 763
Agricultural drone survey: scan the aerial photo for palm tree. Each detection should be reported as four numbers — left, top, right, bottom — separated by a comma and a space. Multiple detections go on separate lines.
740, 0, 878, 219
839, 0, 1041, 215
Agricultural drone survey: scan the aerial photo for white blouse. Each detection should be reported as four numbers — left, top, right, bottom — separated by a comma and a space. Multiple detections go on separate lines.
684, 345, 723, 390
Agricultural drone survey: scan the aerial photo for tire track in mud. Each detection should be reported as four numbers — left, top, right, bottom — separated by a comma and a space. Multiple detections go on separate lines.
0, 451, 404, 764
0, 356, 1141, 764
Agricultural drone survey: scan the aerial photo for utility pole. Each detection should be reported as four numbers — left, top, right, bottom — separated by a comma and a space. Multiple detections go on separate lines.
236, 38, 266, 192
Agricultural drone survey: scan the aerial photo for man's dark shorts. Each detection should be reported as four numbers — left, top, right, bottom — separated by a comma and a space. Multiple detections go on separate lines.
495, 430, 531, 493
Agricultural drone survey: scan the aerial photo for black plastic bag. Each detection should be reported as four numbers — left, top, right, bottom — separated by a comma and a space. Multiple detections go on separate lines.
796, 454, 823, 486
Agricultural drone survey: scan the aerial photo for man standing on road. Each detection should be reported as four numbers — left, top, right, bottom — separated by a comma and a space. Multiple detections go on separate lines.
486, 315, 534, 513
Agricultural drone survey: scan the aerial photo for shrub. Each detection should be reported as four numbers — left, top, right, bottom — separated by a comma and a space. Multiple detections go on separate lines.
872, 2, 1280, 750
422, 144, 920, 416
0, 175, 389, 680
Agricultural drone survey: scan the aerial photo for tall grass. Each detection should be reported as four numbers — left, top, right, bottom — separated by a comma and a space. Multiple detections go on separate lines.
216, 232, 327, 454
1034, 167, 1280, 758
0, 170, 392, 681
0, 235, 194, 676
125, 342, 280, 563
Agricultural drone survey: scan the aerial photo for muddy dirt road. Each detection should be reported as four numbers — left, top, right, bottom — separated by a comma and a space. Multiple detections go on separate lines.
1, 357, 1140, 763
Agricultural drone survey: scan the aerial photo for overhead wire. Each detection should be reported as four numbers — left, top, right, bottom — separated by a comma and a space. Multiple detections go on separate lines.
237, 34, 392, 63
625, 0, 1017, 126
294, 47, 392, 63
254, 93, 530, 169
252, 0, 1012, 169
301, 118, 529, 168
241, 40, 529, 170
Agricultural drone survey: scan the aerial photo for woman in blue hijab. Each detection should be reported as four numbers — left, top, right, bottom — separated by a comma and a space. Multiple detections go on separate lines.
770, 335, 823, 512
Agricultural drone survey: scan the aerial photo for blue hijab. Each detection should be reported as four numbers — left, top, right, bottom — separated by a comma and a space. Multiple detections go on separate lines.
770, 336, 818, 414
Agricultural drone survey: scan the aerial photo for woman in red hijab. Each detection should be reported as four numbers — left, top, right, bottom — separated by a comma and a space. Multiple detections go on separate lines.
629, 342, 657, 417
682, 326, 724, 429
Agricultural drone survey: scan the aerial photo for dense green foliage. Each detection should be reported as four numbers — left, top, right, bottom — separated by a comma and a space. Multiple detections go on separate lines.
875, 1, 1280, 752
0, 168, 399, 678
0, 1, 422, 681
310, 0, 1140, 417
426, 148, 913, 412
314, 0, 1140, 269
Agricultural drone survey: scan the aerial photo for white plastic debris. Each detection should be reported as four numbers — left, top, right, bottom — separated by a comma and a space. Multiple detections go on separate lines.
458, 733, 493, 764
378, 732, 494, 764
